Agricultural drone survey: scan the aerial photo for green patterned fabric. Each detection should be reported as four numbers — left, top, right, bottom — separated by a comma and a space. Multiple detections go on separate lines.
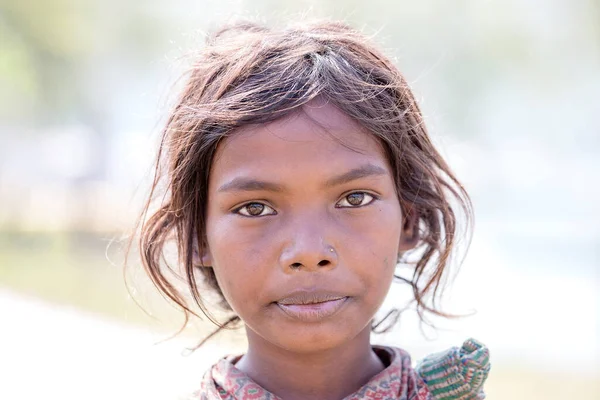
415, 338, 491, 399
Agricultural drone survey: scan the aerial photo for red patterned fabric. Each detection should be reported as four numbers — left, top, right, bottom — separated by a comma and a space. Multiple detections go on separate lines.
189, 346, 432, 400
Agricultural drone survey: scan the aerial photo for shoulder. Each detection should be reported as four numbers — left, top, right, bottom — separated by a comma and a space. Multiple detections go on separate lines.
416, 338, 491, 400
175, 358, 228, 400
178, 354, 263, 400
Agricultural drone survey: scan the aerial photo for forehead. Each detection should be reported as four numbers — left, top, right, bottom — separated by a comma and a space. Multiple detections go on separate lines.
210, 101, 390, 184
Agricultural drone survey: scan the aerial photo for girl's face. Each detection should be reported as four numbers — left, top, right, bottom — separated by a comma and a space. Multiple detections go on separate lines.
204, 101, 415, 353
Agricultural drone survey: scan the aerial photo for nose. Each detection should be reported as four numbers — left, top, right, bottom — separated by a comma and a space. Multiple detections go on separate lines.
278, 213, 338, 273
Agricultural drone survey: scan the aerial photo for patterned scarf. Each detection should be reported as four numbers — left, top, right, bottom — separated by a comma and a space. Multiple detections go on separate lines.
188, 339, 490, 400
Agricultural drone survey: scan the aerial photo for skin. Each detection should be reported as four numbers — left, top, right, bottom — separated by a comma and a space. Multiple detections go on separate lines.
202, 99, 418, 400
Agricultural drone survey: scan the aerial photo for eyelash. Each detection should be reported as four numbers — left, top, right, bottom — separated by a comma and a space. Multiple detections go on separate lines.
233, 191, 379, 218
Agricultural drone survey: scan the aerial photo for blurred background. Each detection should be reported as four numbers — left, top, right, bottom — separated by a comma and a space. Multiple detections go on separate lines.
1, 0, 598, 399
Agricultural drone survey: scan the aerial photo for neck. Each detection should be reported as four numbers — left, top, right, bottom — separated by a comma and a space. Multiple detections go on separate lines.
235, 325, 385, 400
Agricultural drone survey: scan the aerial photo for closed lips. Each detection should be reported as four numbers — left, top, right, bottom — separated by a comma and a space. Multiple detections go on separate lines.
276, 292, 348, 305
273, 290, 351, 322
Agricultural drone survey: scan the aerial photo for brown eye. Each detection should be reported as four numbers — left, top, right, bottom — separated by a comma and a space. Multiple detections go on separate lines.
236, 202, 276, 217
346, 193, 364, 206
246, 203, 264, 215
336, 192, 376, 208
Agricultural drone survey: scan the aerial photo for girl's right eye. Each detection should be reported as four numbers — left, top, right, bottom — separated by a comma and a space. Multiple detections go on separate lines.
234, 202, 277, 217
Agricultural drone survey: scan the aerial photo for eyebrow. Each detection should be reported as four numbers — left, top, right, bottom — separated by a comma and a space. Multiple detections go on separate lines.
217, 163, 388, 193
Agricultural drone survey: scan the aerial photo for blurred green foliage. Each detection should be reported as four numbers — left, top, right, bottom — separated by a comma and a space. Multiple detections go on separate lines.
0, 0, 168, 125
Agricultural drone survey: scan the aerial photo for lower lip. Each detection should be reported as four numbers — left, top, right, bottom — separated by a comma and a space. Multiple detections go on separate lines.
276, 297, 349, 322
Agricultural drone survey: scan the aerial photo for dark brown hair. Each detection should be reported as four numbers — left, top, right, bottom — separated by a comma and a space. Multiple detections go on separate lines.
133, 20, 472, 345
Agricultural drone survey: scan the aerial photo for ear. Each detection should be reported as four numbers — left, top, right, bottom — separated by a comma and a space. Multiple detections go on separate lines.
398, 206, 419, 252
192, 236, 213, 268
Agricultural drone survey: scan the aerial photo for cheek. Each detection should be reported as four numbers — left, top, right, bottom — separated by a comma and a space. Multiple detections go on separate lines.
346, 203, 401, 283
348, 203, 402, 254
207, 220, 274, 303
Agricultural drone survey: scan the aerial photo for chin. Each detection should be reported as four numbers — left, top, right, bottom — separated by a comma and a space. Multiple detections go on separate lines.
268, 320, 369, 354
276, 331, 353, 354
243, 302, 375, 354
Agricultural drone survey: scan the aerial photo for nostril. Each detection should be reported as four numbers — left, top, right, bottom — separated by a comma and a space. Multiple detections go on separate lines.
318, 260, 330, 267
291, 262, 302, 269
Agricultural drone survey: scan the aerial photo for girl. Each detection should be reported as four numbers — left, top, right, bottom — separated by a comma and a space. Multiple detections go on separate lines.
137, 20, 490, 400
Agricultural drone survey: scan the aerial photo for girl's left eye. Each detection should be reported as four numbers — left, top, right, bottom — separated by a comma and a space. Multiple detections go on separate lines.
336, 192, 377, 208
235, 202, 277, 217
